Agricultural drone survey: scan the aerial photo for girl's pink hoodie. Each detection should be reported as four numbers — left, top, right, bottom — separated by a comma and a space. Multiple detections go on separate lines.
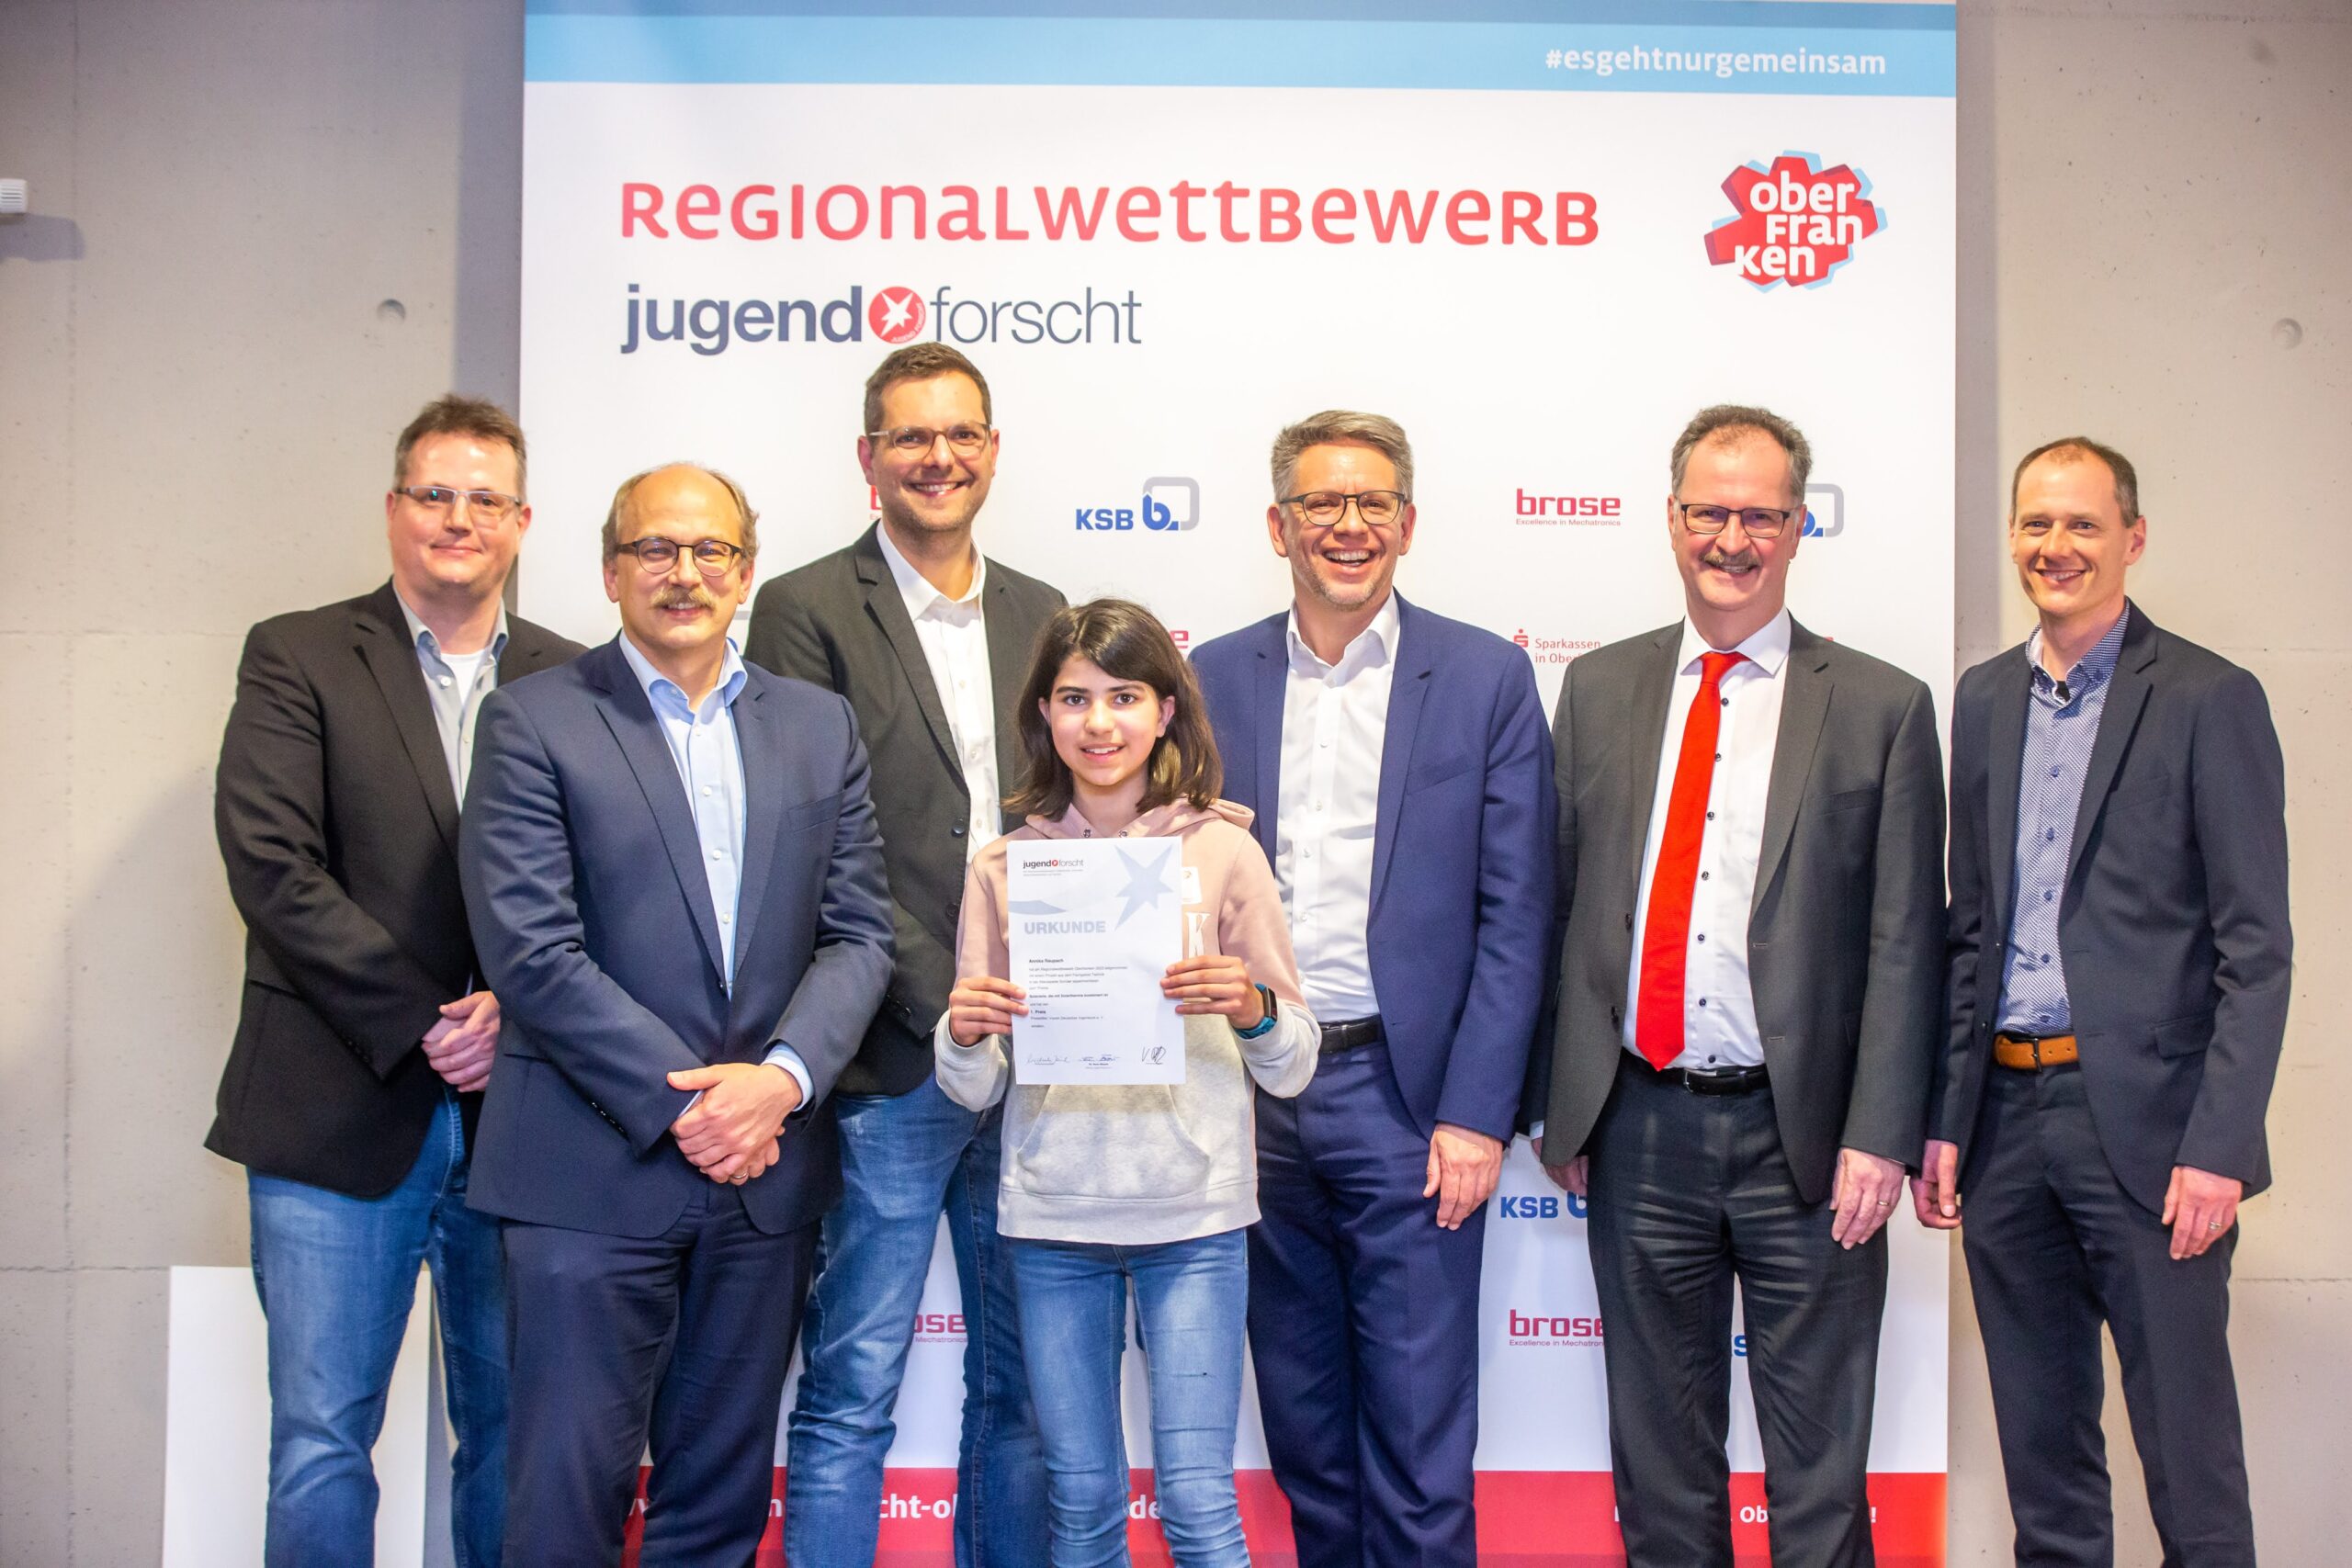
934, 797, 1318, 1245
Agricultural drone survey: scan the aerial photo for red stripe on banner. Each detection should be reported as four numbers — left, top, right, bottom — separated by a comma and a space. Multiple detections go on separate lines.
615, 1467, 1945, 1566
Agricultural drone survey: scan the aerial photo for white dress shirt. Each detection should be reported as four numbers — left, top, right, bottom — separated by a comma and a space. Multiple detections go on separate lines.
1273, 592, 1399, 1023
616, 633, 810, 1104
1620, 610, 1792, 1071
876, 525, 1000, 861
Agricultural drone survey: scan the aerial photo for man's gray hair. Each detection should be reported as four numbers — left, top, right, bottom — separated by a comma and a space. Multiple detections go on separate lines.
1668, 404, 1812, 509
1270, 411, 1415, 502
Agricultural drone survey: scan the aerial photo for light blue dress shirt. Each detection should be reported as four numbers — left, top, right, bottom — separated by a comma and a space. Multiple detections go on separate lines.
393, 593, 507, 800
615, 633, 811, 1103
1996, 607, 2130, 1036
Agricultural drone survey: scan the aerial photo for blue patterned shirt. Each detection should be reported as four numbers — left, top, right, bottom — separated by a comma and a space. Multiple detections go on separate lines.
1996, 608, 2130, 1035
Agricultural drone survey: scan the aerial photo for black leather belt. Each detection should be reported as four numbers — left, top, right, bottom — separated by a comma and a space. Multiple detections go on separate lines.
1318, 1017, 1385, 1055
1645, 1061, 1770, 1096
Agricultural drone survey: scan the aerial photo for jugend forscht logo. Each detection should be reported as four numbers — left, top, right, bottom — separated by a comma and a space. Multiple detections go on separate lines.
1704, 154, 1883, 288
1076, 478, 1200, 533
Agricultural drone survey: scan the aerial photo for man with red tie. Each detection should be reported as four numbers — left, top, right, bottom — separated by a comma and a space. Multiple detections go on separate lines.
1522, 405, 1946, 1567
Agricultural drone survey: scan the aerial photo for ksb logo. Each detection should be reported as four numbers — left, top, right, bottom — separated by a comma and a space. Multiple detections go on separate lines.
1802, 481, 1845, 538
1076, 476, 1200, 532
1497, 1191, 1590, 1220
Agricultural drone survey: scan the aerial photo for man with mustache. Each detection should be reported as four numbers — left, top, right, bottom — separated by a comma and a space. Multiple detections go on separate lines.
1193, 411, 1555, 1565
209, 395, 580, 1568
1917, 437, 2289, 1567
460, 464, 893, 1564
1525, 405, 1944, 1567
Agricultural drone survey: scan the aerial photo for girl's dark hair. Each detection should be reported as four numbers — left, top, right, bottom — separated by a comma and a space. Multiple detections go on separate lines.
1005, 598, 1223, 819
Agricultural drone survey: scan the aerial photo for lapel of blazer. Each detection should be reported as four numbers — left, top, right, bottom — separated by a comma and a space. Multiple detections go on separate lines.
586, 640, 729, 987
728, 673, 784, 973
1370, 595, 1434, 913
1752, 620, 1834, 915
1984, 646, 2033, 941
982, 566, 1033, 833
353, 581, 462, 856
2066, 605, 2158, 883
1249, 623, 1286, 866
854, 526, 964, 786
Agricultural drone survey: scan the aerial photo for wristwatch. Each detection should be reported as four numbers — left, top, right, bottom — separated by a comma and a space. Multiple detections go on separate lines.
1234, 984, 1279, 1040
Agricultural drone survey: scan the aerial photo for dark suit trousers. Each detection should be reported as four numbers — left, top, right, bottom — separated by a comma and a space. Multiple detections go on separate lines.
1588, 1055, 1885, 1568
1247, 1044, 1487, 1568
1962, 1063, 2254, 1568
501, 1183, 818, 1568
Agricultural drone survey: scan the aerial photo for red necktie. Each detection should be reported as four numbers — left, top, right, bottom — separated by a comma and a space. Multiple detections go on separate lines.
1634, 649, 1746, 1070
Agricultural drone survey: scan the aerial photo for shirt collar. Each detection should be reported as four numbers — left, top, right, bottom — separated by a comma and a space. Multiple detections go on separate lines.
1285, 591, 1401, 680
393, 589, 508, 663
876, 522, 986, 621
616, 630, 747, 716
1677, 607, 1792, 678
2026, 604, 2129, 699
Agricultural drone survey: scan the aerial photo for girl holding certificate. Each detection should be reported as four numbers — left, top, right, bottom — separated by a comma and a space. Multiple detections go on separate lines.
937, 599, 1317, 1568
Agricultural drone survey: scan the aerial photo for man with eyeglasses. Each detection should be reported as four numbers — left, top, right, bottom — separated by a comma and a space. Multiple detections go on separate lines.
1192, 411, 1555, 1566
745, 344, 1058, 1566
1522, 405, 1943, 1568
1918, 437, 2288, 1568
459, 462, 892, 1563
209, 395, 582, 1567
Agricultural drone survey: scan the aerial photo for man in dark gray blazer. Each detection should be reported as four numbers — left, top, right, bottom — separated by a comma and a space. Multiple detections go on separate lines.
745, 344, 1060, 1565
1917, 437, 2290, 1568
1527, 405, 1945, 1568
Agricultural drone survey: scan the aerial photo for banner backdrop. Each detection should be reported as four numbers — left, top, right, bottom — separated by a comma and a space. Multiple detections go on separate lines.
520, 5, 1956, 1563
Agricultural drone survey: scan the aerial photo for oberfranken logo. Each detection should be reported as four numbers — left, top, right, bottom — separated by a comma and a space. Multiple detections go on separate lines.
1704, 153, 1883, 289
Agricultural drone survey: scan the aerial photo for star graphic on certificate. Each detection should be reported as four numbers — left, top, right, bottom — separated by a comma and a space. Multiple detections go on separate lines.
1114, 844, 1175, 927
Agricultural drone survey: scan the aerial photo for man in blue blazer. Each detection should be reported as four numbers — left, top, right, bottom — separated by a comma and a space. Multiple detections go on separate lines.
460, 464, 892, 1566
1193, 411, 1555, 1567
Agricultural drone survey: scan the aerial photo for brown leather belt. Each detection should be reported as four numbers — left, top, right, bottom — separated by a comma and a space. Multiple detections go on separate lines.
1995, 1032, 2079, 1070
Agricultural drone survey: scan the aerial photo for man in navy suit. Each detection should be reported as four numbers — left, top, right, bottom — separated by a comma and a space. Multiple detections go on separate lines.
1193, 411, 1555, 1566
1918, 437, 2290, 1567
459, 463, 892, 1566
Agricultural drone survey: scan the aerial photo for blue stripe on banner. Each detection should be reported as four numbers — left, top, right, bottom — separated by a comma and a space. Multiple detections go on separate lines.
525, 15, 1955, 95
526, 0, 1955, 29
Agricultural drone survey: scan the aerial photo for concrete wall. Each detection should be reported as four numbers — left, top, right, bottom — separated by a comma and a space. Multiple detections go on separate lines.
2, 0, 2343, 1561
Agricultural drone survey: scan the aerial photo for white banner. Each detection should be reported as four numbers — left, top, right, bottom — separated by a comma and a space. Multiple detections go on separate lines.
520, 5, 1955, 1562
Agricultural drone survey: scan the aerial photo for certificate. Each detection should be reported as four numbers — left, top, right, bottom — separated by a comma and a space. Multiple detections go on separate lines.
1005, 837, 1185, 1084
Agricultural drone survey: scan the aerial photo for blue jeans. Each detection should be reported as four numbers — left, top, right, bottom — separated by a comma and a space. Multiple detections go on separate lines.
246, 1090, 506, 1568
1011, 1230, 1251, 1568
785, 1076, 1045, 1566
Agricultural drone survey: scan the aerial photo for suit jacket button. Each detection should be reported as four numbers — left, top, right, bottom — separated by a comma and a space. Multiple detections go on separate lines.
951, 826, 966, 838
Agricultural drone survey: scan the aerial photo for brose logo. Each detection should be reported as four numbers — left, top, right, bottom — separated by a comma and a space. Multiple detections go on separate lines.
1508, 1308, 1606, 1346
1514, 488, 1622, 525
912, 1310, 967, 1345
1076, 477, 1200, 533
1704, 153, 1883, 288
